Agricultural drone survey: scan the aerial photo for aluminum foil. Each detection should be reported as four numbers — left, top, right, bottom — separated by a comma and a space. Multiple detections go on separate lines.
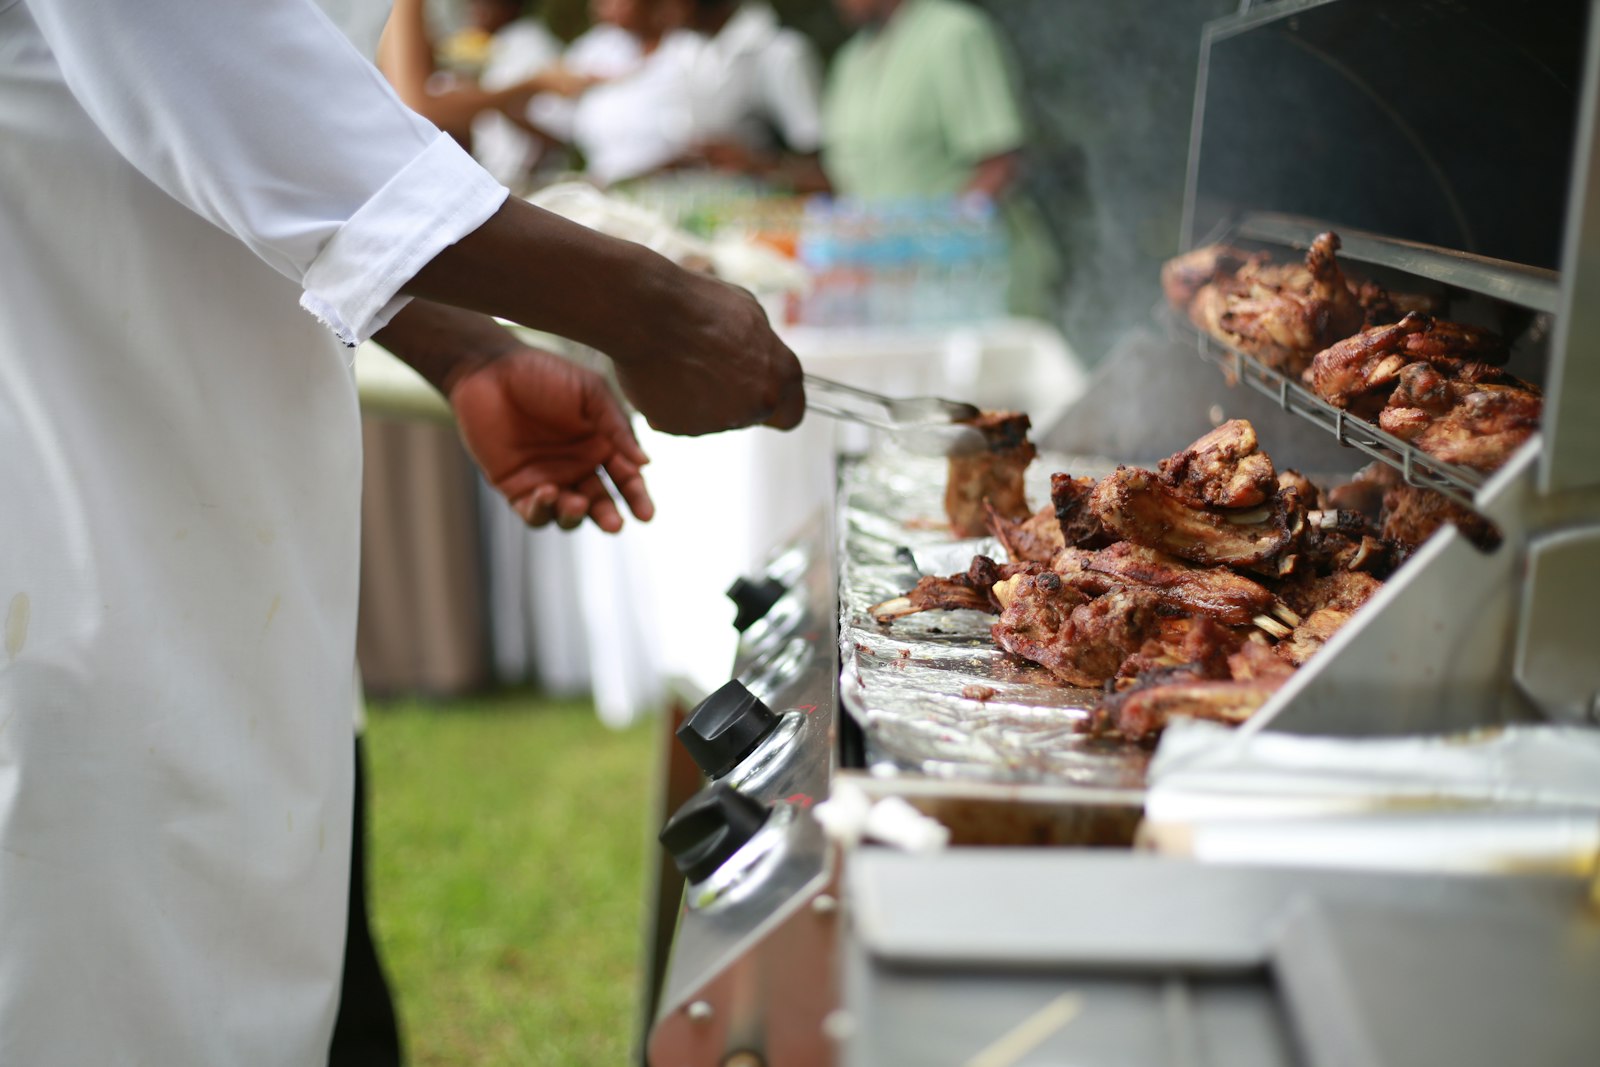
837, 450, 1150, 787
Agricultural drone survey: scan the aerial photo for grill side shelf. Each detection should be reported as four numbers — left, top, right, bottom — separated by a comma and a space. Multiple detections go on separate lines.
1186, 327, 1489, 511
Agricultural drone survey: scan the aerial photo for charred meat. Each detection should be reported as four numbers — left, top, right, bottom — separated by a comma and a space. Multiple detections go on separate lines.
991, 577, 1164, 688
1091, 465, 1294, 567
1157, 419, 1277, 510
945, 411, 1036, 537
986, 501, 1066, 564
1051, 472, 1117, 550
1185, 233, 1367, 377
1378, 362, 1541, 473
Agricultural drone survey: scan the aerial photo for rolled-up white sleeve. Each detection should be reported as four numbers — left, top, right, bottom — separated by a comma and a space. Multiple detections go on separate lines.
24, 0, 509, 344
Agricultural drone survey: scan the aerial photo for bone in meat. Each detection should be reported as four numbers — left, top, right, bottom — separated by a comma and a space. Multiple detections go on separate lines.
1050, 472, 1117, 550
869, 555, 1042, 623
986, 501, 1065, 564
1091, 465, 1294, 567
1157, 419, 1277, 509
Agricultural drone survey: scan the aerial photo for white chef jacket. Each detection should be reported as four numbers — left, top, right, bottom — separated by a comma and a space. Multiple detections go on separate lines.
682, 2, 823, 155
472, 16, 563, 186
0, 1, 507, 1063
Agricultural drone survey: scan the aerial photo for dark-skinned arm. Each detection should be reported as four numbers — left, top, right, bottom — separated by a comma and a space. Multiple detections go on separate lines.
400, 197, 805, 436
374, 299, 654, 532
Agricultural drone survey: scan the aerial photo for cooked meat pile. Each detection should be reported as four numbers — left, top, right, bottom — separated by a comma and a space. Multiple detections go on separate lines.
869, 420, 1491, 742
945, 411, 1036, 537
1165, 237, 1542, 475
1170, 232, 1367, 377
1303, 312, 1540, 472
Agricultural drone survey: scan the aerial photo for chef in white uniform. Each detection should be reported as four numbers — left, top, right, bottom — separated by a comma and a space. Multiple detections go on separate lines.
0, 1, 802, 1063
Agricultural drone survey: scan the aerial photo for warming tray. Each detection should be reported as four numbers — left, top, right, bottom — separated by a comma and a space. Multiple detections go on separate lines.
837, 449, 1149, 792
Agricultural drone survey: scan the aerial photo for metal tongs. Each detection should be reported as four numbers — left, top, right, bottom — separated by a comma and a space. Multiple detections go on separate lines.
803, 374, 988, 456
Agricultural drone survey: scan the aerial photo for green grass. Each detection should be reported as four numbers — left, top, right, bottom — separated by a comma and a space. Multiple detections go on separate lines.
363, 691, 658, 1067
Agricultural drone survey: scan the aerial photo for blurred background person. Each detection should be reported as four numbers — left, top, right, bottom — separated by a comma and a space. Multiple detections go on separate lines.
563, 0, 696, 186
524, 0, 654, 163
379, 0, 594, 148
672, 0, 829, 192
468, 0, 568, 186
821, 0, 1060, 316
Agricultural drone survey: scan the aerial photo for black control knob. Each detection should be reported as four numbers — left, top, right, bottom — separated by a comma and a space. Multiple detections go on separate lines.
677, 679, 779, 778
659, 782, 771, 884
727, 575, 786, 632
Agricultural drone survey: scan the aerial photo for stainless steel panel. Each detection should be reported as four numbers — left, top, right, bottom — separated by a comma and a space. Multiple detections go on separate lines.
1514, 525, 1600, 723
1544, 1, 1600, 493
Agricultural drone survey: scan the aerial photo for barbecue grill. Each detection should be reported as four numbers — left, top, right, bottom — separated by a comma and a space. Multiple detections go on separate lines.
641, 1, 1600, 1063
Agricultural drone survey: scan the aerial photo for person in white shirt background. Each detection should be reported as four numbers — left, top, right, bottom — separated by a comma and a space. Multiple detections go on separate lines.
470, 0, 568, 185
0, 2, 804, 1065
674, 0, 830, 191
561, 0, 828, 190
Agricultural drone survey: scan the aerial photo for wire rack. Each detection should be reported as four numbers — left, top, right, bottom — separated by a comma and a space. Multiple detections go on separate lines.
1183, 325, 1489, 510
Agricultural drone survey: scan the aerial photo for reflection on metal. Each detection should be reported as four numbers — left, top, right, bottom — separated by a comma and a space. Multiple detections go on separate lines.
1238, 212, 1563, 314
725, 712, 808, 793
649, 517, 841, 1067
1185, 322, 1495, 513
739, 637, 813, 707
739, 594, 806, 663
688, 806, 798, 912
1544, 0, 1600, 493
1514, 526, 1600, 725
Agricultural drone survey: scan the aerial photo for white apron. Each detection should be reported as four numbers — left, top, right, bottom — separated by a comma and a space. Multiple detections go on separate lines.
0, 1, 505, 1061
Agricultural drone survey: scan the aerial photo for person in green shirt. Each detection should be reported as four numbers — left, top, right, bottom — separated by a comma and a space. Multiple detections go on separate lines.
821, 0, 1060, 317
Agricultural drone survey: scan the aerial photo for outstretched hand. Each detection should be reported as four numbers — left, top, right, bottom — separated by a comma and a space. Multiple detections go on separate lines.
447, 347, 653, 533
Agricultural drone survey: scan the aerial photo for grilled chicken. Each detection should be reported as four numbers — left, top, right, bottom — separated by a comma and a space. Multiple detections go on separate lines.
986, 501, 1066, 564
1072, 542, 1278, 628
1157, 419, 1277, 509
1091, 465, 1294, 567
1305, 312, 1514, 417
1105, 676, 1283, 742
945, 411, 1036, 537
1276, 607, 1355, 666
1188, 232, 1367, 377
991, 576, 1163, 688
1050, 472, 1116, 550
869, 555, 1042, 622
1161, 244, 1259, 311
1380, 485, 1499, 552
1378, 362, 1541, 472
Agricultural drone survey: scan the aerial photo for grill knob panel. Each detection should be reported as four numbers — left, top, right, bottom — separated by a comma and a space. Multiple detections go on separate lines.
659, 782, 771, 884
727, 575, 786, 632
677, 679, 779, 778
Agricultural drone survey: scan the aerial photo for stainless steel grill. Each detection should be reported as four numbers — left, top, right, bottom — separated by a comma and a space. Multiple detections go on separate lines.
642, 1, 1600, 1064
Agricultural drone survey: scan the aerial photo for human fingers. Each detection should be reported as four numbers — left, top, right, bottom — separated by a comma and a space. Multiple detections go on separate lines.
554, 488, 590, 530
588, 491, 624, 534
763, 358, 806, 431
603, 455, 654, 522
513, 484, 560, 527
